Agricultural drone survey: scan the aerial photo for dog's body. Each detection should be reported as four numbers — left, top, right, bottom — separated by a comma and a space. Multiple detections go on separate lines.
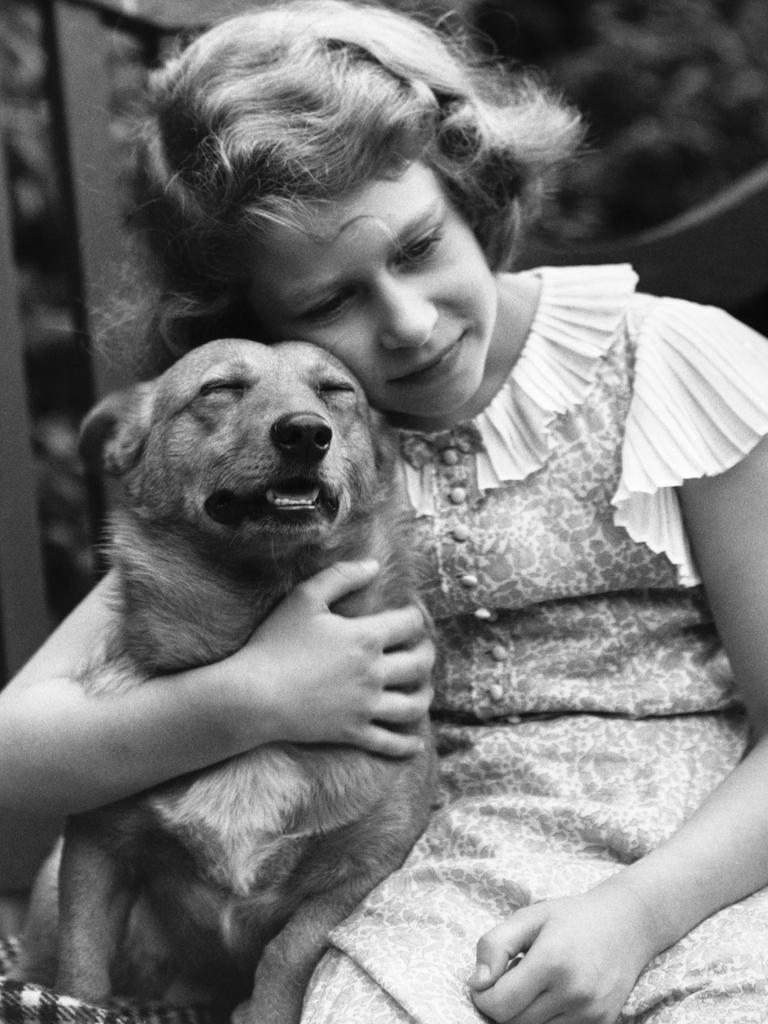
16, 339, 435, 1023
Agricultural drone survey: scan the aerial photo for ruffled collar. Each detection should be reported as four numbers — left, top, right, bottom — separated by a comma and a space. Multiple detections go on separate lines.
399, 264, 639, 516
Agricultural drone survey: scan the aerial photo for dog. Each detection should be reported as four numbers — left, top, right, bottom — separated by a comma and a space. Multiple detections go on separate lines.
14, 338, 435, 1024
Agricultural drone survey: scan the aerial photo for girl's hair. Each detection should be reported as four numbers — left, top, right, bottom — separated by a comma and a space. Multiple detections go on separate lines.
122, 0, 583, 373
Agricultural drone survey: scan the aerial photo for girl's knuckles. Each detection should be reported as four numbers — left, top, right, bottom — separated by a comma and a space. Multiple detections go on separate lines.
473, 992, 512, 1023
416, 693, 433, 714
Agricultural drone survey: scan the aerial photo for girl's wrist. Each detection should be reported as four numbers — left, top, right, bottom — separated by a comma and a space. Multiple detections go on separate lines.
180, 651, 277, 755
591, 870, 677, 966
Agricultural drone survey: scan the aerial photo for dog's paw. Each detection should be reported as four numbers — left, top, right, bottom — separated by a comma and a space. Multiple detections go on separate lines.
4, 949, 57, 988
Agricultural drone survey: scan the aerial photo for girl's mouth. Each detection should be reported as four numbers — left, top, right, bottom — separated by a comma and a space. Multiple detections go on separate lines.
389, 335, 463, 387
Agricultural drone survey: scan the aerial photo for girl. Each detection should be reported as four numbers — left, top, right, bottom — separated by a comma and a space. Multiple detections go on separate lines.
3, 2, 768, 1022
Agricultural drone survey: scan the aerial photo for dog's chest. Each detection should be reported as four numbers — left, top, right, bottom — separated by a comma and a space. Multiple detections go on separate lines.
145, 743, 382, 898
147, 746, 315, 895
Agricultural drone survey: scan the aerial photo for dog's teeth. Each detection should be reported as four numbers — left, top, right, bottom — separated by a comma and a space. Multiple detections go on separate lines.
266, 486, 321, 507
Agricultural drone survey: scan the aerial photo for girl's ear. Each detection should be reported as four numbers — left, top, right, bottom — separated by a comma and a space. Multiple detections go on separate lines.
78, 382, 156, 477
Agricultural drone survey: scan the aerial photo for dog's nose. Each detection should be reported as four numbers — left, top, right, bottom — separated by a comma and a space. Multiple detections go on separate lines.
271, 413, 332, 461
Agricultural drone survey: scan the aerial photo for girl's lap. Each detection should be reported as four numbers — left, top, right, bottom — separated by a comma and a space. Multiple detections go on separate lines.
301, 711, 764, 1024
302, 888, 768, 1024
2, 846, 767, 1024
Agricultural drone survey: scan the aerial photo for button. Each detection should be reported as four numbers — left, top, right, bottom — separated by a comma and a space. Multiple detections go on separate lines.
474, 607, 493, 620
449, 487, 467, 504
490, 644, 507, 662
460, 573, 478, 588
451, 524, 470, 542
440, 449, 459, 466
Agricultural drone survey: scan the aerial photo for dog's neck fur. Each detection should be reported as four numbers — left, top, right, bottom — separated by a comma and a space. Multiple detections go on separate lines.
108, 485, 414, 676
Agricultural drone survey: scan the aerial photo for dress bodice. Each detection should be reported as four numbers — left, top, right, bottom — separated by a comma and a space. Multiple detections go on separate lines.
397, 265, 768, 720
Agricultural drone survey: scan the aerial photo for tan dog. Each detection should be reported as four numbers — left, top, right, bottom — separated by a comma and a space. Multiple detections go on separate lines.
15, 338, 435, 1023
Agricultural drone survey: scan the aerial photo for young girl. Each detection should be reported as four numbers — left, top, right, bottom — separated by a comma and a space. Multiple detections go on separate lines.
3, 2, 768, 1022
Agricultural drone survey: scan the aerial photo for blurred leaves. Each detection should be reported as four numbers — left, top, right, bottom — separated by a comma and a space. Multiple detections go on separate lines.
473, 0, 768, 238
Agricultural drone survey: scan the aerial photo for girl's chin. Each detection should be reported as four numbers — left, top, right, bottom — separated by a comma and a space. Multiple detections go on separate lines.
379, 340, 489, 426
383, 385, 481, 429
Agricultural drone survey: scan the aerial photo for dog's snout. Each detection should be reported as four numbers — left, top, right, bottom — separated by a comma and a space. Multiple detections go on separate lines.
271, 413, 332, 461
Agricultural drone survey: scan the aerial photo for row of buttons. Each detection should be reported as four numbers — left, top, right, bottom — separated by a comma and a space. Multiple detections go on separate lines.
439, 445, 509, 693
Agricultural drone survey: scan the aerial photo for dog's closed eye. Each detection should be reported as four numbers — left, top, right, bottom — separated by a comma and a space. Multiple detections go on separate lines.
317, 379, 355, 396
199, 379, 248, 397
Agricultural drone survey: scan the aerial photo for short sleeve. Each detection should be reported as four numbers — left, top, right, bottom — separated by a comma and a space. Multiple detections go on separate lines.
612, 296, 768, 586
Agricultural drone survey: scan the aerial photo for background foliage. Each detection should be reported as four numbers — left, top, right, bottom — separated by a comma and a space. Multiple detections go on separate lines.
2, 0, 768, 621
473, 0, 768, 239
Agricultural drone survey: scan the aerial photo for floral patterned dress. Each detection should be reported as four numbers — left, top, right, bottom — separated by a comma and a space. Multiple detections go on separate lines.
300, 264, 768, 1024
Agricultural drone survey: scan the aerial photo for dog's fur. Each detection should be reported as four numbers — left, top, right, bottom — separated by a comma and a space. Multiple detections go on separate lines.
15, 339, 435, 1023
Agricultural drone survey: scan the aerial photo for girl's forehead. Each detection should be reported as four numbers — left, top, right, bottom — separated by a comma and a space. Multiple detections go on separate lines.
268, 162, 446, 250
250, 162, 448, 299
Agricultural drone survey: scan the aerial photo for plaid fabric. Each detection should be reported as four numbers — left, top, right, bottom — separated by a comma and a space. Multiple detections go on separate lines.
0, 940, 222, 1024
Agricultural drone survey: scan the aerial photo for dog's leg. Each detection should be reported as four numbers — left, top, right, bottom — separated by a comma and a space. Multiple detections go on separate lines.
6, 840, 62, 985
56, 815, 135, 1002
232, 884, 376, 1024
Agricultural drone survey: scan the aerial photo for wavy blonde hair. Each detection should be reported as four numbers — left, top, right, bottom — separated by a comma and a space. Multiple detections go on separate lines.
124, 0, 583, 372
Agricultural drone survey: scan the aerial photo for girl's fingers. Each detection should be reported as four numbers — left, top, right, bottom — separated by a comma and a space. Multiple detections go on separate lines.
300, 559, 381, 606
470, 955, 549, 1024
473, 914, 539, 986
301, 562, 430, 650
360, 723, 427, 759
470, 910, 550, 1020
374, 688, 433, 726
380, 639, 435, 691
497, 990, 564, 1024
377, 605, 431, 650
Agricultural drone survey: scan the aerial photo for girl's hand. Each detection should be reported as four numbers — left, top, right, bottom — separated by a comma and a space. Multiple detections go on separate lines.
228, 560, 434, 757
469, 882, 658, 1024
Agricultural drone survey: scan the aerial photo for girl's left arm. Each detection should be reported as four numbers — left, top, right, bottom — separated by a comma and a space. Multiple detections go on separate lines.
471, 433, 768, 1024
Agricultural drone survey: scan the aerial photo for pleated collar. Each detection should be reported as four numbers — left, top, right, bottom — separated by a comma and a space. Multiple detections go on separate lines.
400, 264, 639, 516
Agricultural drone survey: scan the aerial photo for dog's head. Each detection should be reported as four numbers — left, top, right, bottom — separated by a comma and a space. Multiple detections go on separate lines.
80, 339, 398, 558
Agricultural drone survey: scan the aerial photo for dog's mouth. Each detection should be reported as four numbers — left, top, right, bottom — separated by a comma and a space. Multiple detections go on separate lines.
265, 479, 322, 510
204, 477, 338, 527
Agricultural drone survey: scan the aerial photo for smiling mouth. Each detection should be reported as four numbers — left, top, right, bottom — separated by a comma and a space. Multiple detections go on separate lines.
204, 478, 339, 526
389, 337, 462, 385
266, 480, 321, 509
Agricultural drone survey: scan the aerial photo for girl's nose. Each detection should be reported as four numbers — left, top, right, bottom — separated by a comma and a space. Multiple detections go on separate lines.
378, 281, 438, 350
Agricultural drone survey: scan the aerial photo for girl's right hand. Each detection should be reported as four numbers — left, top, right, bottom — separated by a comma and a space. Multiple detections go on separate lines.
225, 560, 435, 757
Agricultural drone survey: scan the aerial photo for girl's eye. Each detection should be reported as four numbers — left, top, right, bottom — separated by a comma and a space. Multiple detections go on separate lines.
396, 230, 442, 268
304, 288, 354, 324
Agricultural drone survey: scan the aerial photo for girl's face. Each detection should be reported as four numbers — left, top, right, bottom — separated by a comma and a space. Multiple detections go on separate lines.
247, 162, 500, 426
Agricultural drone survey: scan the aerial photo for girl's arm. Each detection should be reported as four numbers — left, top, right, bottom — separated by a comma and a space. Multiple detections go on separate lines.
0, 560, 433, 817
471, 434, 768, 1024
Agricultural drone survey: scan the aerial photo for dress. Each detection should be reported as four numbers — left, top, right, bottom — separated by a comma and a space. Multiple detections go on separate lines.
2, 264, 768, 1024
299, 264, 768, 1024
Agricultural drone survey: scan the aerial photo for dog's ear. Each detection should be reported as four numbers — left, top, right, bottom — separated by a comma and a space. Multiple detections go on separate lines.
78, 383, 156, 477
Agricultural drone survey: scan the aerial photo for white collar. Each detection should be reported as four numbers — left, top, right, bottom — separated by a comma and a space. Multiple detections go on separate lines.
400, 264, 639, 516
